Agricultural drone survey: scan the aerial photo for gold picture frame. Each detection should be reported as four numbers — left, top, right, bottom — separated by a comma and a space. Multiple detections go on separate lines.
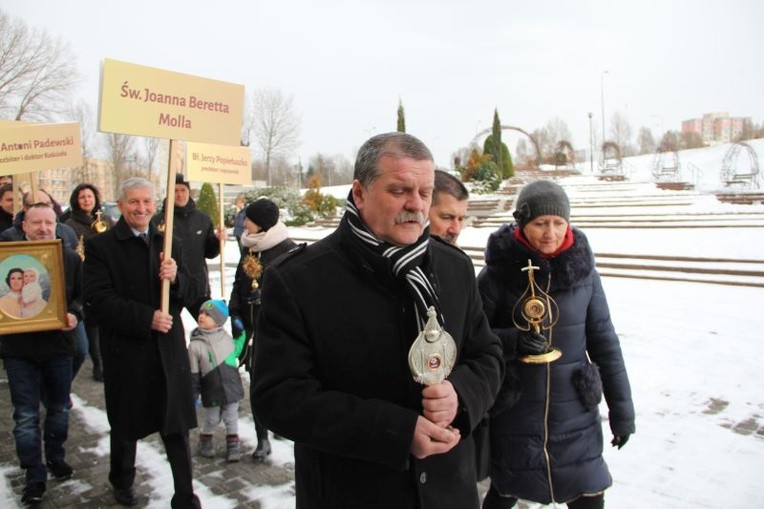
0, 240, 67, 335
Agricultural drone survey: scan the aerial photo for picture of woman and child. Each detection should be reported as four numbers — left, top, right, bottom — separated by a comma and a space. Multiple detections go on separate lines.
0, 265, 48, 319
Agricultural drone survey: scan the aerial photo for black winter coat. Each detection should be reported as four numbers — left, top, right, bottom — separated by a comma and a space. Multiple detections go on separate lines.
0, 209, 13, 233
1, 211, 78, 250
228, 237, 297, 342
477, 223, 635, 504
152, 198, 219, 305
251, 220, 503, 509
82, 218, 200, 440
64, 208, 102, 241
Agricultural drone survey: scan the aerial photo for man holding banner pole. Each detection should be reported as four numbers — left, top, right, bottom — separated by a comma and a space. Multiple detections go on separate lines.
153, 172, 226, 318
83, 176, 201, 508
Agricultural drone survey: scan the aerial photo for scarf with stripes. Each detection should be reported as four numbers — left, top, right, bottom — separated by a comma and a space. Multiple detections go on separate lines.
343, 191, 441, 330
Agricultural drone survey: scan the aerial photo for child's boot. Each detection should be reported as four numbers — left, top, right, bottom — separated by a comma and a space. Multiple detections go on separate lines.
198, 434, 215, 458
226, 434, 242, 463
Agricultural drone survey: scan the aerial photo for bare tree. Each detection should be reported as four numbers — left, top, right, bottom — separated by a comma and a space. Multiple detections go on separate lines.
66, 100, 100, 182
331, 153, 354, 186
269, 157, 298, 187
544, 117, 572, 146
307, 153, 335, 187
636, 126, 656, 155
143, 137, 161, 177
609, 111, 633, 156
515, 138, 529, 165
529, 128, 553, 163
245, 88, 301, 186
107, 133, 137, 197
0, 10, 80, 121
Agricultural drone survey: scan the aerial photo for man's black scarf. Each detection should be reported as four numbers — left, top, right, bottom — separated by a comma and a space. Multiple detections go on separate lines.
343, 191, 440, 330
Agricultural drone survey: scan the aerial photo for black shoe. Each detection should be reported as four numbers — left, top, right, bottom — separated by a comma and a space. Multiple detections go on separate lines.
252, 439, 272, 460
93, 365, 103, 382
46, 459, 73, 481
21, 482, 46, 505
113, 486, 138, 506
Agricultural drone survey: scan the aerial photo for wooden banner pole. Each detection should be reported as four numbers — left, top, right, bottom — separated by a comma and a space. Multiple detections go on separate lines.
160, 139, 180, 314
218, 182, 226, 299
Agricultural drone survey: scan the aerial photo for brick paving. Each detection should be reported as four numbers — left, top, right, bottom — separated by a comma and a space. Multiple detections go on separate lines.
0, 358, 296, 508
0, 357, 495, 508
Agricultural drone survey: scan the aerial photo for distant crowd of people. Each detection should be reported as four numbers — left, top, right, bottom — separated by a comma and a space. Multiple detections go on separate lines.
0, 132, 633, 509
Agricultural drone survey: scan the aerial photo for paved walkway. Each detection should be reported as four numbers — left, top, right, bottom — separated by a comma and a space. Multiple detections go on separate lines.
0, 358, 296, 508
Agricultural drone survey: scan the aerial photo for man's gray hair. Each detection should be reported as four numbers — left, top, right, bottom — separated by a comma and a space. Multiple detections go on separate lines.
433, 170, 469, 204
118, 177, 155, 202
354, 132, 433, 187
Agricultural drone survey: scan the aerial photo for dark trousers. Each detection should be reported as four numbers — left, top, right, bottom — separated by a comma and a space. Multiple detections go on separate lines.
71, 321, 88, 379
4, 356, 73, 484
85, 320, 102, 372
244, 311, 269, 442
109, 430, 200, 508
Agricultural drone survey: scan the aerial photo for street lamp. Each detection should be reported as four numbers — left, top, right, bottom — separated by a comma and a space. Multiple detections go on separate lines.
588, 112, 594, 174
600, 70, 609, 144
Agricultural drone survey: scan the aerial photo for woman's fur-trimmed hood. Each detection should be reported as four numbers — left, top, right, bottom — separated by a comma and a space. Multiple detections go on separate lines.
483, 223, 595, 291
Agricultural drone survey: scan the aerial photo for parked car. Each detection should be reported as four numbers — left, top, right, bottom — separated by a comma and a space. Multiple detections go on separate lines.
100, 201, 121, 227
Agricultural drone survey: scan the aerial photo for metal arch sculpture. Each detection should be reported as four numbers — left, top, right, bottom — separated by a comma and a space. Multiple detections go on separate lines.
652, 148, 681, 182
554, 140, 576, 169
598, 141, 625, 179
720, 141, 761, 189
472, 125, 541, 169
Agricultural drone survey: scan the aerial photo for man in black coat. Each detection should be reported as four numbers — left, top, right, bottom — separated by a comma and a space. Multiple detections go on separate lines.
0, 190, 89, 378
152, 173, 224, 318
83, 177, 201, 508
251, 132, 504, 509
0, 190, 78, 250
0, 183, 14, 232
1, 204, 83, 505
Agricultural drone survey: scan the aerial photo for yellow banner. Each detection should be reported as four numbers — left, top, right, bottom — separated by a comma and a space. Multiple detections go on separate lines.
0, 122, 82, 174
99, 58, 244, 145
186, 142, 252, 185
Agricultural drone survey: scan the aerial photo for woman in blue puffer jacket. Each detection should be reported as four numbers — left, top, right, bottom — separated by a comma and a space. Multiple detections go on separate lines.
477, 180, 635, 509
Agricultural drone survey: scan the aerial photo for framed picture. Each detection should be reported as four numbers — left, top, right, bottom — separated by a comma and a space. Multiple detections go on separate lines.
0, 240, 68, 335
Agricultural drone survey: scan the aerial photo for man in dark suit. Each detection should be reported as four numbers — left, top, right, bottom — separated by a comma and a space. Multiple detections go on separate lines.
83, 177, 201, 508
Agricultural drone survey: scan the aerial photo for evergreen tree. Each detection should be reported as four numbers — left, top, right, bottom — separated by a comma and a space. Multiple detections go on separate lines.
196, 182, 220, 227
484, 134, 514, 179
397, 99, 406, 133
490, 109, 502, 169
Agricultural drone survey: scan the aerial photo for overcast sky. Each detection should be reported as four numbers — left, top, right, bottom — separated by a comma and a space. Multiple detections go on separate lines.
5, 0, 763, 168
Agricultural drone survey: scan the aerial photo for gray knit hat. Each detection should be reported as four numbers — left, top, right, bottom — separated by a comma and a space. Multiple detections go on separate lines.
513, 180, 570, 227
200, 299, 229, 327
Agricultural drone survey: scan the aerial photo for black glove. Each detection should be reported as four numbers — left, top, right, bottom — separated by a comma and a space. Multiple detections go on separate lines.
516, 330, 548, 356
611, 434, 630, 450
231, 315, 245, 339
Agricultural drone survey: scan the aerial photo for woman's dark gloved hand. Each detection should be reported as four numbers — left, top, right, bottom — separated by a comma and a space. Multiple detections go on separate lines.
611, 434, 630, 449
516, 330, 548, 356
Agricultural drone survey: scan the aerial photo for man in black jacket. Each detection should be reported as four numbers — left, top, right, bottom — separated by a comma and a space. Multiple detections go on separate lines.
0, 183, 14, 232
152, 174, 224, 318
251, 132, 503, 509
1, 204, 83, 505
429, 170, 469, 246
84, 177, 200, 508
0, 190, 78, 249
